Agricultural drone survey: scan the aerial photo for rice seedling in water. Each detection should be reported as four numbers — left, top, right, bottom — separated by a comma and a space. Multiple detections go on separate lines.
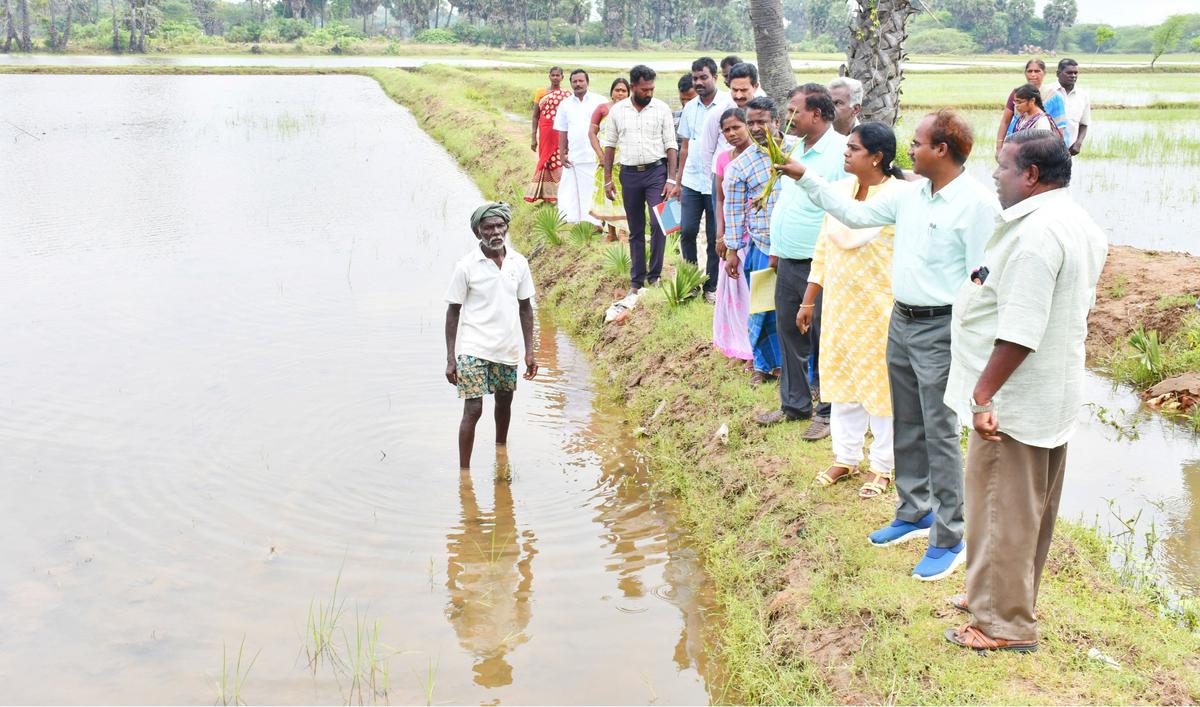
413, 655, 440, 706
305, 565, 348, 669
662, 262, 707, 307
471, 528, 514, 565
216, 635, 260, 706
568, 221, 599, 247
531, 207, 566, 246
602, 244, 631, 277
342, 604, 396, 705
1128, 326, 1165, 384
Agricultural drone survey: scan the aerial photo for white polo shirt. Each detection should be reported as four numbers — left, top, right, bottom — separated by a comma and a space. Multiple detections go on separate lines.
945, 189, 1108, 448
1053, 83, 1091, 146
445, 244, 536, 366
553, 90, 606, 165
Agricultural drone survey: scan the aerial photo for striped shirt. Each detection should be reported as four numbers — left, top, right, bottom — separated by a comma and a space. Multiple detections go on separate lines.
601, 97, 678, 166
723, 143, 777, 252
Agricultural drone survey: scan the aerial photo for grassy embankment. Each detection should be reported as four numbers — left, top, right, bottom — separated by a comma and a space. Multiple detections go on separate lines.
367, 65, 1200, 704
10, 62, 1199, 703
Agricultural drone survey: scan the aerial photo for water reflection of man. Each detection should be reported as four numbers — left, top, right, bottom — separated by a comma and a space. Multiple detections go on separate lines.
444, 202, 539, 470
445, 450, 536, 688
943, 130, 1106, 652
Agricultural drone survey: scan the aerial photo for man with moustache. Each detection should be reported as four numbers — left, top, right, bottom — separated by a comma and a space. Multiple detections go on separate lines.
695, 62, 762, 204
776, 109, 999, 582
828, 77, 863, 136
444, 202, 538, 471
603, 64, 679, 295
674, 57, 724, 301
1051, 58, 1091, 156
755, 84, 847, 438
942, 130, 1106, 651
554, 69, 606, 226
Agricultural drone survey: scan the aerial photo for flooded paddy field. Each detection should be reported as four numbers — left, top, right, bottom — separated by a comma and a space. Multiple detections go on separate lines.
0, 74, 720, 704
1, 64, 1198, 704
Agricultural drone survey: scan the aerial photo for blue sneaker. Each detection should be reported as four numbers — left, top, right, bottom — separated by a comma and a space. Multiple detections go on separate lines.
913, 541, 967, 581
868, 511, 934, 547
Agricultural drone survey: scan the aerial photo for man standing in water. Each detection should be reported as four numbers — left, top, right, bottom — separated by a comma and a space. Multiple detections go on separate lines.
445, 202, 538, 470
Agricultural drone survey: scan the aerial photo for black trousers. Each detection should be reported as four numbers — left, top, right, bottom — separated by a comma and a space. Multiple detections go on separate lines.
620, 162, 666, 289
775, 257, 832, 419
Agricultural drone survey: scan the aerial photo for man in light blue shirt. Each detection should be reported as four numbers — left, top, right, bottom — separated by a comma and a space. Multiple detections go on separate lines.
778, 109, 1000, 582
755, 85, 847, 441
672, 57, 725, 299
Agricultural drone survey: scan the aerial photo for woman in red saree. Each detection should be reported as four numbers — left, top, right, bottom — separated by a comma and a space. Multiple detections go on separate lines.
524, 86, 571, 204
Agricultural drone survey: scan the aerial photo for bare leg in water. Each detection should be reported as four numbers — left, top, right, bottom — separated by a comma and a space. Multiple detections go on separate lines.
458, 392, 514, 470
494, 391, 513, 446
458, 398, 483, 470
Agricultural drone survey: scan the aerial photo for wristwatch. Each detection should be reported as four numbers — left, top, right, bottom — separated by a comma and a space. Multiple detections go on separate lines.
970, 397, 994, 414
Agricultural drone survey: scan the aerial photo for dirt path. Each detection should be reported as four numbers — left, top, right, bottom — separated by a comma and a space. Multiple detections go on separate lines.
1087, 245, 1200, 361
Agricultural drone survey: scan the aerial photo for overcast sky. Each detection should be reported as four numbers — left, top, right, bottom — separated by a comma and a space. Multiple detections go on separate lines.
1035, 0, 1198, 26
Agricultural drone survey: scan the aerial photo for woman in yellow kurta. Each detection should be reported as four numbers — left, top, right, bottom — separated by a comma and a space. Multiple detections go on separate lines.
797, 122, 908, 499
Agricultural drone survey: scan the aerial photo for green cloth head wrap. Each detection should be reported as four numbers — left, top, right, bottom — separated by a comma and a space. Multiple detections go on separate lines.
470, 201, 512, 233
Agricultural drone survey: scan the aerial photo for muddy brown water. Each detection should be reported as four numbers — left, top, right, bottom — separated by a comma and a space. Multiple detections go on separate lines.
0, 74, 721, 704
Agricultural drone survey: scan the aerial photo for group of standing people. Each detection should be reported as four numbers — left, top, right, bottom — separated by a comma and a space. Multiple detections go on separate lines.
494, 55, 1107, 653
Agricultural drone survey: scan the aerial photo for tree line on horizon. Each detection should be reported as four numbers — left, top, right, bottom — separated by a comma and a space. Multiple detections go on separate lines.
3, 0, 1199, 58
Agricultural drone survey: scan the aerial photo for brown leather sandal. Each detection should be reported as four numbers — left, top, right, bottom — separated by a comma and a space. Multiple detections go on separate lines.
944, 623, 1037, 652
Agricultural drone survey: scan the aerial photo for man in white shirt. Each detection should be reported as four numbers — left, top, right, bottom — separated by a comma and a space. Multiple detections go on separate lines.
554, 69, 607, 226
674, 56, 724, 300
602, 64, 679, 294
1052, 58, 1090, 156
943, 130, 1106, 652
444, 202, 538, 470
777, 109, 1000, 582
828, 76, 863, 136
695, 62, 762, 187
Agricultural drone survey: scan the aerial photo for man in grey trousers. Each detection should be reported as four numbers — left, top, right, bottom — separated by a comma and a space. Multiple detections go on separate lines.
775, 109, 999, 581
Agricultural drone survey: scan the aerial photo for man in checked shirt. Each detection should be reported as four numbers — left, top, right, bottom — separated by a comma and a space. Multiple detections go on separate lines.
722, 95, 786, 386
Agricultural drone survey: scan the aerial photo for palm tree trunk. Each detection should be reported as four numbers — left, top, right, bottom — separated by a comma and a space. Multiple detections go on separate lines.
128, 0, 136, 50
629, 0, 639, 49
61, 0, 72, 49
602, 0, 622, 44
110, 0, 119, 50
750, 0, 795, 106
49, 0, 59, 50
137, 0, 147, 51
844, 0, 917, 126
3, 0, 16, 52
17, 0, 29, 50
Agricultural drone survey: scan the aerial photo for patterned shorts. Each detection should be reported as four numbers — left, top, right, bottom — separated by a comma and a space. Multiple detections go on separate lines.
456, 355, 518, 399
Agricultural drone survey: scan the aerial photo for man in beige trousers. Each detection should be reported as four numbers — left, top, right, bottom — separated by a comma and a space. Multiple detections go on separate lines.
942, 129, 1107, 652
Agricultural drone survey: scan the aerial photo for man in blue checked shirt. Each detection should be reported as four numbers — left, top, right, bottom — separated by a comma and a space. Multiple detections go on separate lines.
722, 96, 785, 385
